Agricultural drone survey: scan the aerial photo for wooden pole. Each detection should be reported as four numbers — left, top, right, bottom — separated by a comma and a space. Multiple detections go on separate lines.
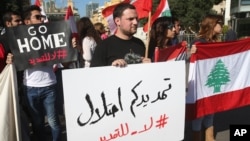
144, 11, 151, 58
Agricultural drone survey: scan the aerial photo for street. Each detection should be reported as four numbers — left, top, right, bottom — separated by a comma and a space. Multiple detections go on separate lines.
184, 105, 250, 141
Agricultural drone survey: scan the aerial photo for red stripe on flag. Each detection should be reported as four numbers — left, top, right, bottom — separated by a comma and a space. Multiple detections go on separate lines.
186, 86, 250, 120
34, 0, 48, 23
65, 6, 78, 35
102, 0, 130, 16
65, 6, 74, 20
192, 37, 250, 61
35, 0, 41, 6
143, 0, 166, 32
131, 0, 152, 19
154, 41, 187, 62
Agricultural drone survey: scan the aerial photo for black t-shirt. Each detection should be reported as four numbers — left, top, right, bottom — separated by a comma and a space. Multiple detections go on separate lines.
90, 35, 145, 67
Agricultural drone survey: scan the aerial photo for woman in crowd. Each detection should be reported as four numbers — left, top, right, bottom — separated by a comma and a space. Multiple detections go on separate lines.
94, 22, 108, 40
190, 14, 224, 141
148, 16, 176, 60
77, 17, 102, 67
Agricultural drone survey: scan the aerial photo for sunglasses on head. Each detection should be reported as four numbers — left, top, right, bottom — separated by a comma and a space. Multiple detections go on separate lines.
34, 15, 46, 20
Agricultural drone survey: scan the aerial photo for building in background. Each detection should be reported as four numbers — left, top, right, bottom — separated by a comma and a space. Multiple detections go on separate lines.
90, 0, 123, 30
43, 0, 80, 21
86, 2, 99, 18
230, 0, 250, 38
212, 0, 226, 16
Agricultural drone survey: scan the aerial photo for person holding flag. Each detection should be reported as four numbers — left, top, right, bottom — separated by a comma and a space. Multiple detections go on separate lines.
90, 3, 151, 67
147, 16, 176, 60
189, 14, 223, 141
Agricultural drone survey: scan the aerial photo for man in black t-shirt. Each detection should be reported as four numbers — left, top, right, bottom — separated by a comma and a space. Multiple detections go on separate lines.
90, 3, 151, 67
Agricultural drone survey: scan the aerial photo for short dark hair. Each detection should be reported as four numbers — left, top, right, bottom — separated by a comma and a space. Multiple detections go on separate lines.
172, 17, 179, 23
22, 5, 41, 20
113, 3, 136, 19
2, 11, 20, 27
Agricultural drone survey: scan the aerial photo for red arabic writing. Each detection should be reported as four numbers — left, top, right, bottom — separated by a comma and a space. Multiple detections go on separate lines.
99, 114, 169, 141
29, 49, 67, 65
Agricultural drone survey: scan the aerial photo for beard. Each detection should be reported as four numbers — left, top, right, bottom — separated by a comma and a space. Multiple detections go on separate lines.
121, 27, 137, 37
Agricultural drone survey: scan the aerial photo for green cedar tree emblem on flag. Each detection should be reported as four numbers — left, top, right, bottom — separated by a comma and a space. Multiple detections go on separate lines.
205, 59, 230, 93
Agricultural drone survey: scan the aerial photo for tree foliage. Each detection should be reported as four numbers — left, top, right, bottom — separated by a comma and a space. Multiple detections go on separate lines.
168, 0, 216, 32
167, 0, 223, 32
140, 0, 224, 32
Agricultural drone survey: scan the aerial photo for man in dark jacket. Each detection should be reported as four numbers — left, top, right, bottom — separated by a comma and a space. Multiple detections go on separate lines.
225, 24, 237, 41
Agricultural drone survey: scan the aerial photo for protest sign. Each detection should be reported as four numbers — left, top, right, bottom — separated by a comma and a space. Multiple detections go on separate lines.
62, 61, 186, 141
6, 21, 77, 71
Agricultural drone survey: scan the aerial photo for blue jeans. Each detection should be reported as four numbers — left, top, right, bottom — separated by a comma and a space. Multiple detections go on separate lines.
24, 84, 61, 141
192, 114, 214, 131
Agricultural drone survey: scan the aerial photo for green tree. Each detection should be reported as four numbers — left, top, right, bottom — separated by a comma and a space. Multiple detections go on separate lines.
205, 59, 230, 93
168, 0, 223, 32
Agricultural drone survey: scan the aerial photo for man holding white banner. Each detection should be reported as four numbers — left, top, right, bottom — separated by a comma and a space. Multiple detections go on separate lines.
91, 3, 151, 67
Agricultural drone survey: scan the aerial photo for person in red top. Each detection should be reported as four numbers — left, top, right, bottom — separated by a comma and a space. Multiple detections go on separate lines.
0, 11, 22, 72
0, 44, 12, 72
0, 43, 5, 72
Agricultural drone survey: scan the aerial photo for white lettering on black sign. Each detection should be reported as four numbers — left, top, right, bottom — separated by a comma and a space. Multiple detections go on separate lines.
17, 25, 67, 53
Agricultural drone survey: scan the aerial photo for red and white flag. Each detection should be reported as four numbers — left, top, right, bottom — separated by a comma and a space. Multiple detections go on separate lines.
34, 0, 48, 22
154, 41, 187, 62
65, 6, 78, 39
52, 6, 78, 70
186, 38, 250, 120
130, 0, 152, 19
143, 0, 171, 32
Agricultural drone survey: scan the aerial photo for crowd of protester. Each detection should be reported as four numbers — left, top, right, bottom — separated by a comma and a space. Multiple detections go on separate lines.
0, 2, 244, 141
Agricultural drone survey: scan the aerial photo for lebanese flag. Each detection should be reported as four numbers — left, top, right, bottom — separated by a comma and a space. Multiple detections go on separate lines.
154, 41, 187, 62
186, 37, 250, 120
34, 0, 48, 23
65, 6, 78, 39
143, 0, 171, 32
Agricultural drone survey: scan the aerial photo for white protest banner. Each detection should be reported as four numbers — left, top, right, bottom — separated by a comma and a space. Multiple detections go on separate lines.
62, 61, 186, 141
0, 65, 21, 141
